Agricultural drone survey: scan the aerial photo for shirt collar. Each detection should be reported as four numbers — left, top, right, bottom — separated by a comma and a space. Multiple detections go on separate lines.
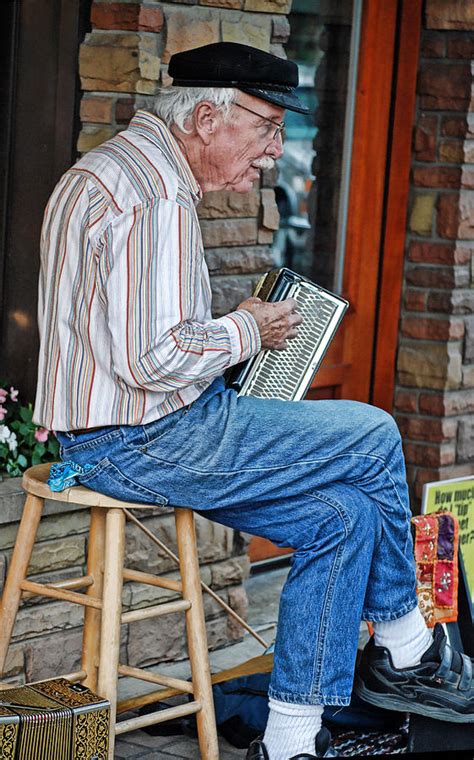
128, 110, 202, 202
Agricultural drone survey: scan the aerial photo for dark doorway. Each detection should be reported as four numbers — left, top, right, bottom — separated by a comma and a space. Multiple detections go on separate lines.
0, 0, 91, 402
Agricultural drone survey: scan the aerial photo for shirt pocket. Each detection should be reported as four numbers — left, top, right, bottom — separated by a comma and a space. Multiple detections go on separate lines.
78, 456, 169, 506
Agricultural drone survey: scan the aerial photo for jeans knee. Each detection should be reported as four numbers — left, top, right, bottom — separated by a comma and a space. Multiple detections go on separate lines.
290, 492, 350, 552
346, 495, 380, 543
310, 485, 381, 548
370, 406, 402, 447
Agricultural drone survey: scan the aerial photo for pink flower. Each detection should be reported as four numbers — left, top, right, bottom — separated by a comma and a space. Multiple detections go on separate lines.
34, 428, 49, 443
0, 389, 7, 402
0, 406, 6, 421
9, 387, 18, 402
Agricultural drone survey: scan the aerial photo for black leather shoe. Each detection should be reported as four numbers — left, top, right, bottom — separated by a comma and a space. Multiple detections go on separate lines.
245, 727, 337, 759
291, 727, 337, 758
246, 737, 269, 760
354, 623, 474, 723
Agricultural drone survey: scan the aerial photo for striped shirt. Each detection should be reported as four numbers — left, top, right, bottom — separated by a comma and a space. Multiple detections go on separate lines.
33, 110, 261, 431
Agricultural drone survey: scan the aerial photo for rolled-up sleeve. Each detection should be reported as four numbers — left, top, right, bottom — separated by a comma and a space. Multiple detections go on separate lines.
102, 197, 261, 392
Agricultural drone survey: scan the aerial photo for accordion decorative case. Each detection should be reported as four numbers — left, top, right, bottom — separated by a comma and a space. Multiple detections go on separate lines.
226, 268, 349, 401
0, 678, 109, 760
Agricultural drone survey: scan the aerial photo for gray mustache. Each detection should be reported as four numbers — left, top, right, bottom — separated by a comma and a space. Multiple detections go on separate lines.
252, 157, 275, 170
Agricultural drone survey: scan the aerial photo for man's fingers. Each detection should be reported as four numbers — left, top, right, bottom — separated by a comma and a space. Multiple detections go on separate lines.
277, 298, 298, 314
237, 294, 303, 351
236, 296, 262, 311
291, 313, 304, 326
274, 299, 302, 323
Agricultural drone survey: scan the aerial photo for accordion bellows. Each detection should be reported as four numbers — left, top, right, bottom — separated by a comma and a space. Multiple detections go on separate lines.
226, 268, 349, 400
0, 678, 109, 759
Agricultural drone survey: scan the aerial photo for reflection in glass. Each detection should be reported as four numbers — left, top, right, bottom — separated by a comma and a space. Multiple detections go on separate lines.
272, 0, 359, 293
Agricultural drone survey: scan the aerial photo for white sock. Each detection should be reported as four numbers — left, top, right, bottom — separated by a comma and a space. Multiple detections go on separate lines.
263, 698, 324, 760
373, 606, 433, 669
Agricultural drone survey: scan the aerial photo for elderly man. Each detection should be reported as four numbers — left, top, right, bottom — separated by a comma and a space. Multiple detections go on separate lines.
34, 43, 473, 759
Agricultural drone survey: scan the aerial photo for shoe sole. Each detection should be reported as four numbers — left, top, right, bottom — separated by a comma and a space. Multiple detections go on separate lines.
354, 674, 474, 724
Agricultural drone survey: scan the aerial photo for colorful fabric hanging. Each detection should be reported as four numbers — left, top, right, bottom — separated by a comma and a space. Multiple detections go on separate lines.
411, 512, 459, 627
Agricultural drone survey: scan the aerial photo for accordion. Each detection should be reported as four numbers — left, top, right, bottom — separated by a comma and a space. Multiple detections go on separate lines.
226, 268, 349, 401
0, 678, 109, 759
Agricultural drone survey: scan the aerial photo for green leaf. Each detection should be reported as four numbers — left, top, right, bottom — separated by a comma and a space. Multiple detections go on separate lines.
6, 461, 21, 477
47, 442, 60, 457
19, 406, 32, 423
18, 423, 31, 437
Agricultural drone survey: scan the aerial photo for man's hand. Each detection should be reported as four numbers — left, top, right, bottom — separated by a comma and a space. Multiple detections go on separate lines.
237, 297, 303, 351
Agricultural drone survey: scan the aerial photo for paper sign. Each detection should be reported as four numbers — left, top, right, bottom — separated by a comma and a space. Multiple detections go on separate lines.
422, 476, 474, 605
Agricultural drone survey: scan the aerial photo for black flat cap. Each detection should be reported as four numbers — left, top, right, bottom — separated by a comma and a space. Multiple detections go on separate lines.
168, 42, 309, 114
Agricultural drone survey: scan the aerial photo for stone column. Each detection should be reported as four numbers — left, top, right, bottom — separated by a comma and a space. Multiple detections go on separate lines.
394, 0, 474, 505
78, 0, 290, 314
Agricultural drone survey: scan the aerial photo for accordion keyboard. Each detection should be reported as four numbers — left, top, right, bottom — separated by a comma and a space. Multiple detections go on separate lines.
243, 285, 339, 401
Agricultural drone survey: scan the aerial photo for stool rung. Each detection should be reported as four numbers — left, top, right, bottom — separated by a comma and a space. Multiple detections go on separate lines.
20, 580, 102, 609
118, 663, 193, 693
121, 599, 191, 624
118, 685, 181, 713
31, 670, 87, 685
0, 670, 87, 692
123, 568, 182, 592
21, 575, 94, 600
115, 700, 201, 735
116, 652, 274, 715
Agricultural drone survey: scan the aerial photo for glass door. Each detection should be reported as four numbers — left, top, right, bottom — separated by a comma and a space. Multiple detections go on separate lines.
250, 0, 364, 565
249, 0, 411, 563
272, 0, 362, 294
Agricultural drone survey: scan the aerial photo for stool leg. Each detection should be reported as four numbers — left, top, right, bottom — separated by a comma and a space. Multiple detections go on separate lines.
81, 507, 106, 691
97, 508, 125, 760
175, 508, 219, 760
0, 494, 44, 676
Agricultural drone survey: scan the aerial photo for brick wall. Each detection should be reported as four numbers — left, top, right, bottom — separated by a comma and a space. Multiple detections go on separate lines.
78, 0, 289, 315
394, 0, 474, 506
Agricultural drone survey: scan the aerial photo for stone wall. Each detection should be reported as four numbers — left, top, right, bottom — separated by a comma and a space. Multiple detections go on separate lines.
78, 0, 287, 316
394, 0, 474, 505
0, 0, 296, 686
0, 479, 250, 684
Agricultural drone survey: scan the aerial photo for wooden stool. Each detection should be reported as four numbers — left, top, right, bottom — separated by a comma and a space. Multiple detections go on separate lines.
0, 463, 220, 760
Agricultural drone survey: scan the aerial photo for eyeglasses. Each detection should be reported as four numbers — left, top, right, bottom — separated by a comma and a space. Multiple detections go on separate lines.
233, 101, 285, 142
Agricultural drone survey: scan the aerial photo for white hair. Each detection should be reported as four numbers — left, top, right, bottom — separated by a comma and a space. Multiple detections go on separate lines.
154, 87, 237, 133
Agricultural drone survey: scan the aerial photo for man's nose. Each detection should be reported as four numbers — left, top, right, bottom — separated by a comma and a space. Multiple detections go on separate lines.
266, 135, 284, 159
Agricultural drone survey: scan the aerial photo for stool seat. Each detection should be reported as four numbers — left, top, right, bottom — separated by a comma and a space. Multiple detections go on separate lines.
22, 462, 158, 509
0, 463, 221, 759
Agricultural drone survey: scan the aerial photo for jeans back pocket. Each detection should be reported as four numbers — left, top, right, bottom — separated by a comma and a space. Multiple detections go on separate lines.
78, 457, 169, 506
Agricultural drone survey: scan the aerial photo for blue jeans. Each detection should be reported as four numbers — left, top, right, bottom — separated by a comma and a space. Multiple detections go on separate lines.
56, 376, 418, 706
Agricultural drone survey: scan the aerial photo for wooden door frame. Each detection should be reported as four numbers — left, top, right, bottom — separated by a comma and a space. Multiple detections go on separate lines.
371, 0, 423, 410
339, 0, 400, 402
249, 0, 422, 564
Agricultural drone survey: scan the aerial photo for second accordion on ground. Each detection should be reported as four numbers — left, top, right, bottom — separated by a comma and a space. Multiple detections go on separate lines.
0, 678, 109, 759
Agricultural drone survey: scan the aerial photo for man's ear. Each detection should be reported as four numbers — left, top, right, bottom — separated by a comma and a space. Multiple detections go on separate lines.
193, 102, 220, 145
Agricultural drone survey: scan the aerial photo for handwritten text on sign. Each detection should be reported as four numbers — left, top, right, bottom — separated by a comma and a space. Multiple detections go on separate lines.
422, 477, 474, 603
